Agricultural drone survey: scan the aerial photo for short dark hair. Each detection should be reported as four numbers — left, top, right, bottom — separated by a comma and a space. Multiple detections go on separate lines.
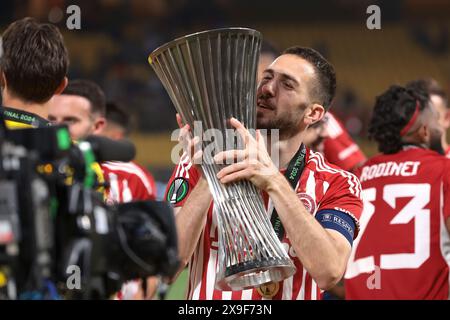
406, 78, 448, 108
105, 102, 130, 135
369, 85, 430, 154
63, 80, 106, 116
282, 46, 336, 110
0, 17, 69, 103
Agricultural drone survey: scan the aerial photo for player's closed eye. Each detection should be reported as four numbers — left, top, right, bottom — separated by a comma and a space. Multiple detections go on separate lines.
283, 81, 294, 89
63, 118, 79, 126
261, 75, 272, 82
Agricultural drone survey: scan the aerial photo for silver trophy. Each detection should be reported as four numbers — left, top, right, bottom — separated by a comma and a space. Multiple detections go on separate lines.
149, 28, 296, 290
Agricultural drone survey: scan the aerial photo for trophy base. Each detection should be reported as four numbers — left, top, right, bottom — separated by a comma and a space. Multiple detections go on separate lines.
215, 258, 296, 291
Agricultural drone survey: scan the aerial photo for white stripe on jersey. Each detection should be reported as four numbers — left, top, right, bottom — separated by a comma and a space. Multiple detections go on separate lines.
102, 161, 154, 195
309, 151, 362, 198
206, 210, 219, 299
176, 153, 186, 177
282, 275, 293, 300
178, 159, 186, 178
306, 170, 317, 213
108, 173, 119, 202
222, 291, 232, 300
206, 249, 218, 299
315, 150, 360, 197
323, 181, 330, 194
176, 153, 192, 179
191, 230, 205, 300
122, 179, 132, 202
296, 269, 307, 299
311, 279, 318, 300
241, 289, 254, 300
175, 154, 183, 177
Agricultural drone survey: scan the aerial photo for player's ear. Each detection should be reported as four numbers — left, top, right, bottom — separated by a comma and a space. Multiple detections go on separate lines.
93, 116, 106, 134
304, 103, 325, 127
444, 110, 450, 129
54, 76, 68, 95
416, 124, 429, 144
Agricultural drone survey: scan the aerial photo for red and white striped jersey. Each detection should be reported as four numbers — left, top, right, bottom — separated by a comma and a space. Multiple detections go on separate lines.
319, 113, 366, 173
101, 161, 156, 203
165, 148, 363, 300
445, 146, 450, 159
345, 147, 450, 299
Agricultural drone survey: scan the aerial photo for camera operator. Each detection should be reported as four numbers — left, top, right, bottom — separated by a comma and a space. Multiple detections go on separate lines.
48, 80, 160, 299
0, 17, 68, 129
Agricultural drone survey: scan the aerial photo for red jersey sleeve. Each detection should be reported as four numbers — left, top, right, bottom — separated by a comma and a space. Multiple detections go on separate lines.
164, 153, 201, 207
322, 113, 366, 172
101, 161, 157, 203
317, 170, 363, 239
128, 162, 157, 201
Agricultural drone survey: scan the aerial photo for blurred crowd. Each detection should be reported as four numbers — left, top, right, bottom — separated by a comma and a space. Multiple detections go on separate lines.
1, 0, 448, 137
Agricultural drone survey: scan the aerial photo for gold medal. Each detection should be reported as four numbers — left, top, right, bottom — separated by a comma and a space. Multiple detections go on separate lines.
257, 281, 280, 298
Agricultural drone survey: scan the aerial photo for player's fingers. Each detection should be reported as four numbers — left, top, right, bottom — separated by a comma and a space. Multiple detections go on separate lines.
218, 167, 251, 184
192, 149, 203, 165
216, 161, 248, 179
188, 136, 203, 162
256, 129, 266, 150
176, 113, 184, 129
189, 135, 201, 149
178, 124, 190, 142
230, 117, 254, 147
213, 149, 247, 164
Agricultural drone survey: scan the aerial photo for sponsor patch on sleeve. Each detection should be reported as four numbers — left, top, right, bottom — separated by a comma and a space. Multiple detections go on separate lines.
316, 209, 356, 245
166, 177, 189, 204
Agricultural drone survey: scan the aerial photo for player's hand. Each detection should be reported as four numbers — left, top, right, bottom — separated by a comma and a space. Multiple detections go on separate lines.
176, 114, 204, 176
213, 117, 280, 191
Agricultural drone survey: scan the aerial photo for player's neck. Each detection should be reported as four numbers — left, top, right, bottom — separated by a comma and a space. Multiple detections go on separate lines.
442, 134, 449, 152
2, 91, 49, 119
268, 129, 305, 170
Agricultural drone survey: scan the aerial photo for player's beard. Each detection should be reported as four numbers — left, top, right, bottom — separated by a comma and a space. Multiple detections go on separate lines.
257, 106, 305, 139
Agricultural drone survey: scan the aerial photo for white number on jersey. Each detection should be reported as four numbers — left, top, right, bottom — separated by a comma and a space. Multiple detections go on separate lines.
345, 184, 431, 279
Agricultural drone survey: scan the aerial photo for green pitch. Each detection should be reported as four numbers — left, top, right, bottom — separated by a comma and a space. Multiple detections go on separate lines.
165, 269, 188, 300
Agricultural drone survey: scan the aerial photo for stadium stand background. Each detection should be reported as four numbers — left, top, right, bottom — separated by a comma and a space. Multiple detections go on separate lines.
1, 0, 449, 298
